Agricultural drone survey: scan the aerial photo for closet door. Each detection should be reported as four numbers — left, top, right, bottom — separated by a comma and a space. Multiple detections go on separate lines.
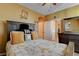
44, 20, 59, 42
38, 16, 45, 39
38, 21, 44, 39
51, 20, 58, 42
0, 22, 5, 53
44, 21, 51, 40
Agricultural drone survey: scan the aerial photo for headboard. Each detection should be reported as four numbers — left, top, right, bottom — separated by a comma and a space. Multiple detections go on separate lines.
7, 21, 35, 41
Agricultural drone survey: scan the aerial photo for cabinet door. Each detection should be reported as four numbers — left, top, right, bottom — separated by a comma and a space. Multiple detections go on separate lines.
75, 43, 79, 53
59, 34, 69, 44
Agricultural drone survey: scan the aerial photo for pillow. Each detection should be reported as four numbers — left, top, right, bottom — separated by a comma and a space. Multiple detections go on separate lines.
31, 31, 38, 40
24, 29, 31, 34
25, 34, 31, 41
10, 31, 24, 45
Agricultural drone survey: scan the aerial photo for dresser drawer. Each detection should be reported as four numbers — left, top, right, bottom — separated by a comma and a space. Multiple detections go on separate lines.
69, 35, 79, 39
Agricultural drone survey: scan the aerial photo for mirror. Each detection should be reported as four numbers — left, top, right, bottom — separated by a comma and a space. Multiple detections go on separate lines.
64, 17, 79, 33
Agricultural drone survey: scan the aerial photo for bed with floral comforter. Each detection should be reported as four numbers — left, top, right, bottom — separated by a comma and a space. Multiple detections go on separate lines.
6, 39, 67, 56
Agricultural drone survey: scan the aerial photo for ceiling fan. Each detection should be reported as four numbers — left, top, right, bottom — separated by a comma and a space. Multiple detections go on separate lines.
42, 3, 56, 6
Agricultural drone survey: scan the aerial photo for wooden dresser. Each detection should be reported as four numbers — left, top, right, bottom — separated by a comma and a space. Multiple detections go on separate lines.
58, 33, 79, 53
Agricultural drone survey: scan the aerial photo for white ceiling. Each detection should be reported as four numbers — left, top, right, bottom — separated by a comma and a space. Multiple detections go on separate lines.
19, 3, 79, 15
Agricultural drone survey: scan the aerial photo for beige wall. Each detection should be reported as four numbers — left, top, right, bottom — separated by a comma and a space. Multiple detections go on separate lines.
46, 5, 79, 20
46, 10, 66, 20
0, 4, 42, 22
0, 3, 42, 53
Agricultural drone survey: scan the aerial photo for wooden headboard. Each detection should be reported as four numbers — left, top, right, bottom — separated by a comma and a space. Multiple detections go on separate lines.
7, 21, 35, 41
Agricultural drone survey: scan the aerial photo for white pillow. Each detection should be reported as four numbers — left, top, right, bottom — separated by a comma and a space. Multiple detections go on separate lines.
25, 34, 31, 41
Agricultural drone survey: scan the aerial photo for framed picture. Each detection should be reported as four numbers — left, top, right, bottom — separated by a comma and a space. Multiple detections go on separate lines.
64, 22, 71, 31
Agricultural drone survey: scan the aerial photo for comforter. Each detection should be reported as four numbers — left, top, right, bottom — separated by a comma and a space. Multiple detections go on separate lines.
6, 39, 67, 56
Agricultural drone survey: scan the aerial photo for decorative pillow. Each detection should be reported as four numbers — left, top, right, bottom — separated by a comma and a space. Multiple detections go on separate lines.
10, 31, 24, 45
31, 31, 38, 40
24, 29, 31, 34
25, 34, 31, 41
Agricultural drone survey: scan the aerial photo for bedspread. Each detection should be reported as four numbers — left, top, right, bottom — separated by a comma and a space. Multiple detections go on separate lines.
6, 39, 67, 56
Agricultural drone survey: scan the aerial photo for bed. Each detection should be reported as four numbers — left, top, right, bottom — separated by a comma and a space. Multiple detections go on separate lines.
6, 21, 74, 56
6, 39, 68, 56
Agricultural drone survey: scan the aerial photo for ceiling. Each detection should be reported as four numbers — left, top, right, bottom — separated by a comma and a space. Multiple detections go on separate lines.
19, 3, 79, 15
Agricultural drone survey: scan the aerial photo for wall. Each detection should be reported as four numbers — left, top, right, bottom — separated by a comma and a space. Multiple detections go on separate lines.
46, 5, 79, 20
0, 3, 42, 53
46, 10, 66, 20
0, 3, 42, 22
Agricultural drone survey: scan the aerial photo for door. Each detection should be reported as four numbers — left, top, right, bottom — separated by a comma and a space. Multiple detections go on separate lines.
38, 21, 44, 39
51, 20, 58, 42
38, 16, 45, 39
44, 21, 51, 40
0, 22, 5, 53
44, 20, 59, 42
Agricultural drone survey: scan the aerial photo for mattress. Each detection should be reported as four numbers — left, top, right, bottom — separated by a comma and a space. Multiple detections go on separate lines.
6, 39, 67, 56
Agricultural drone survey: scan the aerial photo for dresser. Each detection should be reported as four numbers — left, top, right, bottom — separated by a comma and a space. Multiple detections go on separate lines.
59, 33, 79, 53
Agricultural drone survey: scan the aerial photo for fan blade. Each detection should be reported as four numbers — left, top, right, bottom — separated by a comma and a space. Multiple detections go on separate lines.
42, 3, 46, 6
53, 3, 56, 5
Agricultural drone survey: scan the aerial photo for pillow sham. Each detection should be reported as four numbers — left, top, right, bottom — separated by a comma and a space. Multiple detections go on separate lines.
25, 34, 31, 41
10, 31, 24, 45
31, 31, 38, 40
